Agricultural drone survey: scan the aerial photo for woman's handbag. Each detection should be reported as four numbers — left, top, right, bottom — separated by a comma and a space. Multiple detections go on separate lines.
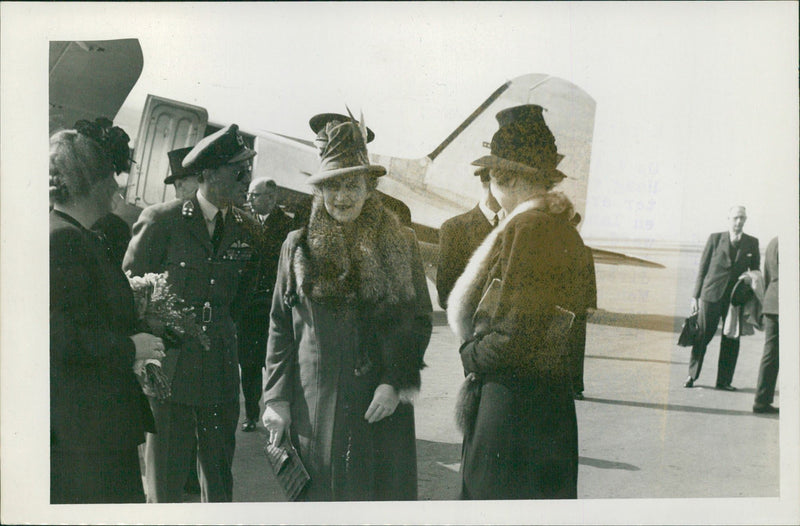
263, 434, 310, 501
678, 314, 699, 347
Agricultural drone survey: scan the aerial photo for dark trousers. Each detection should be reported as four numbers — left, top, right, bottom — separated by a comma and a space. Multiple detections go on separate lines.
689, 299, 740, 386
144, 397, 238, 502
570, 316, 588, 393
238, 314, 268, 421
754, 314, 779, 407
51, 447, 144, 504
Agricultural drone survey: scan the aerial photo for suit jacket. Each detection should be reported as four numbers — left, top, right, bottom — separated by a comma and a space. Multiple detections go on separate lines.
436, 205, 493, 309
123, 197, 259, 405
692, 232, 760, 303
50, 210, 153, 451
239, 208, 296, 318
762, 236, 778, 315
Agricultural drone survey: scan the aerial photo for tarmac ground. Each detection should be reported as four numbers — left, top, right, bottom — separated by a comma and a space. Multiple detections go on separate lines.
217, 247, 780, 502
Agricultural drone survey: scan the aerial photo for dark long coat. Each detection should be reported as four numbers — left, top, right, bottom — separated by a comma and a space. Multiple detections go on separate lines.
264, 212, 432, 501
447, 193, 589, 500
50, 210, 154, 502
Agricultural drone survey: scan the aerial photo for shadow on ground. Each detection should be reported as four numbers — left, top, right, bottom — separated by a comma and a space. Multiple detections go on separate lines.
589, 309, 684, 333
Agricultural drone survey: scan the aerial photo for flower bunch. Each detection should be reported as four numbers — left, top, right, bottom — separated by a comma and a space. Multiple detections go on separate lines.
126, 271, 210, 399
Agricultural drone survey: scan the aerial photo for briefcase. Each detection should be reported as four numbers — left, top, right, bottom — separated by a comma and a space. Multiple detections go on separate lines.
678, 314, 699, 347
263, 435, 310, 501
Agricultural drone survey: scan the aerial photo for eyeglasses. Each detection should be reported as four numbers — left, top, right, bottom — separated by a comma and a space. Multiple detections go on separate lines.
246, 192, 264, 199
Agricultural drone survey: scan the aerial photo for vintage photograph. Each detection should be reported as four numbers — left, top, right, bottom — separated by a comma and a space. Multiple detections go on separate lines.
1, 2, 798, 524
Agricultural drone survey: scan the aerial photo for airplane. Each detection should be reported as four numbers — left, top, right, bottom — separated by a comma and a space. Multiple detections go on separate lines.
49, 38, 663, 276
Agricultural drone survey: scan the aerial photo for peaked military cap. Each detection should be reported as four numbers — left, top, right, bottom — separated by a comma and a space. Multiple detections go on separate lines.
182, 124, 256, 172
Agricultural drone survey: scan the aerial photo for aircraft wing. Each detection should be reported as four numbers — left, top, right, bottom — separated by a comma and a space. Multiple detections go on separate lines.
49, 39, 143, 134
589, 247, 665, 269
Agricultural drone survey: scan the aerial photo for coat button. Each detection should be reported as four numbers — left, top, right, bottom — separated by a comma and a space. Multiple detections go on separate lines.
180, 262, 186, 267
210, 279, 216, 285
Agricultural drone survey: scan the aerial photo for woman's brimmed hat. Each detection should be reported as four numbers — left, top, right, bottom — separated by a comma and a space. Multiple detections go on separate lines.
306, 110, 386, 185
472, 104, 567, 184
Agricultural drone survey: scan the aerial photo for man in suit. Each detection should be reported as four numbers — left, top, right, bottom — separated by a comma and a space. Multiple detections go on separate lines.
436, 168, 503, 309
684, 206, 760, 390
123, 124, 259, 502
237, 177, 296, 432
753, 236, 779, 413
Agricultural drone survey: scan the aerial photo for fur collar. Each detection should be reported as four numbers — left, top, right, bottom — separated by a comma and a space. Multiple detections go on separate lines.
447, 191, 574, 341
292, 194, 416, 308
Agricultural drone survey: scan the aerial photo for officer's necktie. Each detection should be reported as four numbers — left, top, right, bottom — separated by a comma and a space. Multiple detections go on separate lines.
211, 211, 225, 252
491, 214, 499, 227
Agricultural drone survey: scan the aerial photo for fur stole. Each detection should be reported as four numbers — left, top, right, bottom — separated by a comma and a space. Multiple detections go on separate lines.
447, 191, 574, 342
292, 194, 416, 311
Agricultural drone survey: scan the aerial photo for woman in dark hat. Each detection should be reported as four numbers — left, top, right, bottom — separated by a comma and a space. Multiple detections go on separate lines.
447, 104, 592, 499
262, 112, 432, 501
50, 118, 165, 503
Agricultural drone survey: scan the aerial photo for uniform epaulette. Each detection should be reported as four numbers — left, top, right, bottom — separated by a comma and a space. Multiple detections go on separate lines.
182, 200, 195, 218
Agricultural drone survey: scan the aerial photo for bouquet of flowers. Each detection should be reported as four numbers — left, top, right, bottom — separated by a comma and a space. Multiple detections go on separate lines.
126, 271, 210, 399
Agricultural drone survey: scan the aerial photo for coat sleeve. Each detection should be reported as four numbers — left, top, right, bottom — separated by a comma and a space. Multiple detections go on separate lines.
263, 237, 298, 404
751, 237, 761, 271
379, 230, 433, 394
692, 234, 715, 299
436, 220, 462, 310
122, 205, 169, 277
458, 221, 557, 376
50, 228, 135, 372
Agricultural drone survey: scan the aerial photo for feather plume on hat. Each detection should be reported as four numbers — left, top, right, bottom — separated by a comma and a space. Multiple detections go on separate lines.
306, 108, 386, 185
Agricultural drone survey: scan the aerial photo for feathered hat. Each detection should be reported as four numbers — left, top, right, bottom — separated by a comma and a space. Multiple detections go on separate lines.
306, 108, 386, 185
472, 104, 567, 184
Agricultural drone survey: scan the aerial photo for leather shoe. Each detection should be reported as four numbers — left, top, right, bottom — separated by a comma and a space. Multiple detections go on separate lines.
241, 419, 257, 432
715, 384, 737, 391
683, 377, 694, 388
753, 404, 779, 414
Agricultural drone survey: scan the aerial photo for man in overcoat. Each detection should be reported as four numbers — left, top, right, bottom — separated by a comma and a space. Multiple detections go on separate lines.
123, 124, 259, 502
436, 168, 503, 309
237, 177, 296, 432
684, 206, 760, 390
753, 236, 779, 413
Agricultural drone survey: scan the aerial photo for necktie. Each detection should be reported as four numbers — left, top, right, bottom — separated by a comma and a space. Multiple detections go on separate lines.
491, 214, 499, 227
211, 211, 225, 252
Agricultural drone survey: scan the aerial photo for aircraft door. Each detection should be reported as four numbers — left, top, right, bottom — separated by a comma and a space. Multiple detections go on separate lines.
126, 94, 208, 208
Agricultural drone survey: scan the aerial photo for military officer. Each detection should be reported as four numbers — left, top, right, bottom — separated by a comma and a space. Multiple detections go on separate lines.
123, 124, 259, 503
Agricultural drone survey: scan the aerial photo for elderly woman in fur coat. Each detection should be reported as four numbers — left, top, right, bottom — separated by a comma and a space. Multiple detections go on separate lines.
262, 113, 432, 501
448, 105, 592, 500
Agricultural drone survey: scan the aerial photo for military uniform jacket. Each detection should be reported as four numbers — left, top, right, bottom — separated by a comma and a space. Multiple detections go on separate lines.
123, 197, 259, 406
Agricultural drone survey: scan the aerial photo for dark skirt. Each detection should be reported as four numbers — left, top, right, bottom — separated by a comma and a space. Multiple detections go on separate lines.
460, 379, 578, 500
51, 447, 145, 504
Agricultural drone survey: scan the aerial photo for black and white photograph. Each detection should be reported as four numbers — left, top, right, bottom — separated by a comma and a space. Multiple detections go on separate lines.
1, 2, 798, 524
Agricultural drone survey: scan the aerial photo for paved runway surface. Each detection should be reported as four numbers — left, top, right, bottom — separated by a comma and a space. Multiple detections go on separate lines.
213, 247, 779, 503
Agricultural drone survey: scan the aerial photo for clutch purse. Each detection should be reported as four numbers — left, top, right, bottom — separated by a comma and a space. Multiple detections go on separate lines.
263, 435, 310, 501
677, 314, 699, 347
